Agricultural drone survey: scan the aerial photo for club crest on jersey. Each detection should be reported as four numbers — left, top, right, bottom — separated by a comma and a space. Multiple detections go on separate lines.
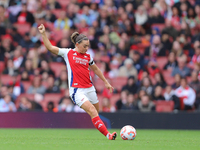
84, 55, 87, 58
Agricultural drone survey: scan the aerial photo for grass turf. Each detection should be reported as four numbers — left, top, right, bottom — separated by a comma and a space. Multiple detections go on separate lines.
0, 129, 199, 150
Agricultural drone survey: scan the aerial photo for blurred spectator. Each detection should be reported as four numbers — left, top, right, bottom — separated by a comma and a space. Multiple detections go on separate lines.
102, 97, 116, 112
137, 94, 155, 112
116, 90, 128, 110
175, 78, 196, 110
139, 77, 153, 96
172, 55, 190, 77
171, 41, 183, 57
0, 34, 15, 60
152, 85, 165, 100
0, 95, 16, 112
171, 6, 181, 28
16, 2, 35, 25
0, 85, 9, 99
164, 85, 180, 110
191, 40, 200, 64
9, 27, 22, 44
18, 97, 32, 111
75, 5, 98, 26
173, 0, 192, 14
3, 59, 18, 76
147, 60, 160, 77
148, 7, 165, 24
162, 19, 179, 40
40, 60, 55, 79
29, 27, 40, 43
189, 71, 200, 109
46, 76, 60, 93
21, 59, 34, 75
55, 70, 68, 90
54, 10, 73, 30
58, 97, 73, 112
97, 6, 112, 30
122, 76, 138, 95
145, 35, 167, 60
163, 51, 178, 71
118, 58, 138, 79
121, 93, 137, 111
27, 76, 46, 95
46, 0, 61, 10
116, 40, 129, 57
161, 31, 172, 51
19, 32, 35, 49
172, 73, 182, 89
8, 74, 24, 98
129, 50, 144, 72
45, 101, 58, 112
154, 72, 166, 88
135, 5, 148, 26
44, 7, 56, 23
21, 70, 30, 81
185, 7, 196, 29
13, 46, 25, 70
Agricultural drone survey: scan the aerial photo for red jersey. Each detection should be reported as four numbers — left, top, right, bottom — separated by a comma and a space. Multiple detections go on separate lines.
58, 48, 94, 88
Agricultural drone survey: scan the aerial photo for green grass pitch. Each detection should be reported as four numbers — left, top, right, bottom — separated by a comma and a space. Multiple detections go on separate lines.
0, 129, 199, 150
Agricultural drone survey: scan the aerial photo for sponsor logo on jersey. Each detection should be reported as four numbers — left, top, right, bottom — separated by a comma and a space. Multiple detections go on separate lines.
73, 56, 89, 65
74, 83, 78, 85
73, 53, 77, 55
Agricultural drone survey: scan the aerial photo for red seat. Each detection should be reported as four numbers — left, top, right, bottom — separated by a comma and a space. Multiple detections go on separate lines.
156, 57, 168, 70
57, 0, 70, 9
40, 93, 62, 110
152, 24, 165, 32
13, 23, 31, 35
156, 100, 174, 112
21, 81, 32, 92
0, 62, 5, 73
110, 94, 121, 106
49, 62, 66, 77
162, 70, 174, 85
52, 29, 64, 43
45, 21, 54, 30
111, 77, 128, 91
100, 56, 110, 63
1, 75, 13, 85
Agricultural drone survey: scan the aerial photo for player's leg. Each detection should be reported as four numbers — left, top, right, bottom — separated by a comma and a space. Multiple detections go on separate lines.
81, 101, 116, 140
84, 91, 117, 140
93, 102, 99, 113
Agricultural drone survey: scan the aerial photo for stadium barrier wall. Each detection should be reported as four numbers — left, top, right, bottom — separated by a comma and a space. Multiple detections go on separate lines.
0, 112, 200, 129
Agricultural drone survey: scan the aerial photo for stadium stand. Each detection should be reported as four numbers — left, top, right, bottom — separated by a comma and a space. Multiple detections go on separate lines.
0, 0, 199, 113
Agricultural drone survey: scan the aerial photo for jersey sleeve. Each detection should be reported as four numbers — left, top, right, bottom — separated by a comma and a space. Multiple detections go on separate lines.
89, 55, 95, 66
58, 48, 70, 57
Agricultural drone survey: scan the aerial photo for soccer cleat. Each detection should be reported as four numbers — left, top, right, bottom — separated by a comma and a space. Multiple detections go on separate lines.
108, 132, 117, 140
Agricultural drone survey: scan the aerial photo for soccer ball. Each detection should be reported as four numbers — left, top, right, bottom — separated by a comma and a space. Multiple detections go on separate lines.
120, 125, 136, 140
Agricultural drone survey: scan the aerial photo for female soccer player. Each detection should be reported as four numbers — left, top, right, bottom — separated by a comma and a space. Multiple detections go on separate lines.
38, 24, 117, 140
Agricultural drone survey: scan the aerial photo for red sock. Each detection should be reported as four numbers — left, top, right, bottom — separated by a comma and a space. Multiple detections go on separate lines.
92, 116, 109, 136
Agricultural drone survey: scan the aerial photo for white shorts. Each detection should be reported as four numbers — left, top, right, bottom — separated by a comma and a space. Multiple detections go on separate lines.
69, 86, 99, 107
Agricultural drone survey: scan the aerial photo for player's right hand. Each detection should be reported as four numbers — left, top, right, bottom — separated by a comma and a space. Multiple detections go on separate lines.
38, 24, 45, 34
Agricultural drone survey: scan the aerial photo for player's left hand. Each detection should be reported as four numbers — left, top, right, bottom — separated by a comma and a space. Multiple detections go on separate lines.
105, 82, 114, 93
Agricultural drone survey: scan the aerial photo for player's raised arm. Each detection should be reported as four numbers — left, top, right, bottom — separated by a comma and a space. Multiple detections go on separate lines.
38, 24, 59, 55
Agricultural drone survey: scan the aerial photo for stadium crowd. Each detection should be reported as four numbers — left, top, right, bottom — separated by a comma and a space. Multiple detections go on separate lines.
0, 0, 200, 113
